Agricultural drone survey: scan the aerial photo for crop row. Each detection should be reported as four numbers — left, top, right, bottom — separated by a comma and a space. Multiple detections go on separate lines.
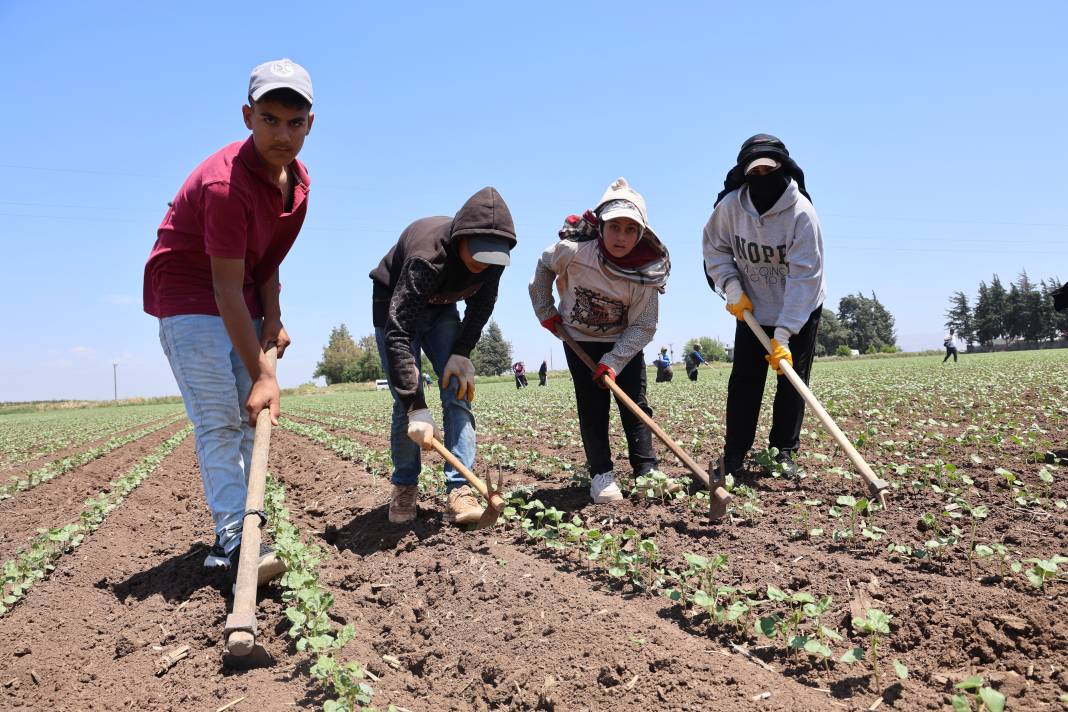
263, 476, 392, 711
0, 414, 186, 501
0, 403, 184, 467
0, 426, 191, 616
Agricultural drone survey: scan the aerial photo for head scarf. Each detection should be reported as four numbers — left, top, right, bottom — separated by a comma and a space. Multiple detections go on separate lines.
714, 134, 812, 209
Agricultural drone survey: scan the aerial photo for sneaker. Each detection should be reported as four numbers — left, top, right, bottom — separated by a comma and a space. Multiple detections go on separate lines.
227, 541, 286, 589
203, 535, 228, 569
445, 485, 484, 525
590, 472, 624, 504
769, 451, 800, 480
389, 484, 418, 523
711, 454, 744, 482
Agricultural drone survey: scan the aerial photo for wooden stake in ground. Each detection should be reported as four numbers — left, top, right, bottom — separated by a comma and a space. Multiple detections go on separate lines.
223, 345, 278, 665
740, 310, 890, 506
556, 329, 731, 520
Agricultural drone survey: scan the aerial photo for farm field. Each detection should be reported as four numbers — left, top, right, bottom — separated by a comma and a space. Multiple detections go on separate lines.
0, 350, 1065, 711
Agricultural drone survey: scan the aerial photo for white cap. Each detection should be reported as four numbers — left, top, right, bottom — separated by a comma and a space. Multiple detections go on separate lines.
745, 157, 780, 174
599, 199, 647, 229
249, 58, 313, 104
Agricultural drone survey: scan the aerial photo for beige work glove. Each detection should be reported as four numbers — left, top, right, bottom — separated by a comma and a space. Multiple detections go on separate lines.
406, 408, 441, 451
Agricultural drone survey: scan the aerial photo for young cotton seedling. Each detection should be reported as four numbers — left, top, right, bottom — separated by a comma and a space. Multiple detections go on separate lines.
1022, 555, 1068, 591
846, 608, 892, 689
951, 675, 1006, 712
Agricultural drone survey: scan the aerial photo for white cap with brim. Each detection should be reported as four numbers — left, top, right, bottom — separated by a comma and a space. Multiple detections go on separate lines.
598, 199, 647, 230
467, 235, 512, 266
249, 58, 314, 104
745, 157, 780, 174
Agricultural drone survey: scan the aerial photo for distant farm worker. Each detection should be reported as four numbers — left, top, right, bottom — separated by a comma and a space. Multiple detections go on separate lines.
538, 360, 548, 386
942, 329, 959, 363
653, 346, 673, 382
684, 343, 707, 381
703, 134, 825, 480
530, 178, 668, 503
143, 59, 314, 586
512, 361, 529, 389
370, 188, 516, 525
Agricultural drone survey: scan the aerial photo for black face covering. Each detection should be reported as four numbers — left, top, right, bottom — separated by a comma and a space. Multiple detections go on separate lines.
745, 169, 789, 215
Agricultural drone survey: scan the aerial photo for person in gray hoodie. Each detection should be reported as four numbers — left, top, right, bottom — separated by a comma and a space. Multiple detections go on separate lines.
530, 178, 669, 503
703, 135, 825, 479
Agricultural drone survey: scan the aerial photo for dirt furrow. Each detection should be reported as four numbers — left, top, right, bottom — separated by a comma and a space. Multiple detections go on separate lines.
0, 421, 189, 562
269, 428, 841, 710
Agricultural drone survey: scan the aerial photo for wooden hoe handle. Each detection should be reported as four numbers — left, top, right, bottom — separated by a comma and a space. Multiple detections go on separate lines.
557, 329, 731, 520
740, 311, 889, 506
224, 345, 278, 656
430, 438, 507, 513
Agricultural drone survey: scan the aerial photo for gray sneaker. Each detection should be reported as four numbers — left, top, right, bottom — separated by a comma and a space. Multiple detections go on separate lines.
204, 535, 228, 569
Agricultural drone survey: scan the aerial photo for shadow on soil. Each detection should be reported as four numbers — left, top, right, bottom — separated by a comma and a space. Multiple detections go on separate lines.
108, 542, 229, 602
326, 504, 447, 555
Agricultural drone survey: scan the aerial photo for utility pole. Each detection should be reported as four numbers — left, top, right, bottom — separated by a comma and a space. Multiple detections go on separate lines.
113, 363, 117, 401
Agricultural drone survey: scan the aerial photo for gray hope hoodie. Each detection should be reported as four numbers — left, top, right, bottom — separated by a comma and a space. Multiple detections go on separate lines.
702, 179, 825, 335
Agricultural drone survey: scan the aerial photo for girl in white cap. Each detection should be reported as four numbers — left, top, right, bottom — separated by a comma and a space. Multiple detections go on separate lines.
529, 178, 670, 503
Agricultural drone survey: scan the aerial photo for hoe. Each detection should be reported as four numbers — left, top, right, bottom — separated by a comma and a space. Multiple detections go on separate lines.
428, 436, 507, 528
222, 344, 279, 669
556, 330, 732, 521
741, 310, 890, 506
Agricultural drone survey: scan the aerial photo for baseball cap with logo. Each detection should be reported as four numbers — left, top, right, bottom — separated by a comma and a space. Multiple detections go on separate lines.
248, 58, 313, 105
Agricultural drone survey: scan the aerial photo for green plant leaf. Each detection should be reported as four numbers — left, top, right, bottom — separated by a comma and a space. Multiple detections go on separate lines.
839, 647, 865, 664
978, 686, 1005, 712
956, 675, 985, 691
893, 659, 908, 679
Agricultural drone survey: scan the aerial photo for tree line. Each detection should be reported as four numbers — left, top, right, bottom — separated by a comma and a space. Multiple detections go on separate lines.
688, 293, 898, 359
944, 271, 1067, 348
314, 321, 516, 385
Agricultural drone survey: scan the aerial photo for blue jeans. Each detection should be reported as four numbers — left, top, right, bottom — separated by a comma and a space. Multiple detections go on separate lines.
374, 305, 475, 491
159, 315, 262, 554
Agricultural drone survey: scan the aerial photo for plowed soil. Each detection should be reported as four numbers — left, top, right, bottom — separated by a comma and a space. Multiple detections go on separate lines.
0, 401, 1065, 711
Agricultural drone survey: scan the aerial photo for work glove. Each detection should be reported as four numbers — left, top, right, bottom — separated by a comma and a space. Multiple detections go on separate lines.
540, 314, 563, 335
723, 280, 754, 321
406, 408, 441, 451
765, 338, 793, 376
593, 363, 616, 389
442, 354, 476, 402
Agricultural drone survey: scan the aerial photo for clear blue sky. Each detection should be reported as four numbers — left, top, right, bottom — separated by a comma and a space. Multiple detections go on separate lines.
2, 1, 1065, 401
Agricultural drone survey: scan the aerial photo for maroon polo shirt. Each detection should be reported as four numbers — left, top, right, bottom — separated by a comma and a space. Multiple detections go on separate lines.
143, 136, 310, 318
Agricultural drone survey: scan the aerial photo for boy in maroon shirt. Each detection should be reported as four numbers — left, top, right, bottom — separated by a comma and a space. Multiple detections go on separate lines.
143, 59, 313, 588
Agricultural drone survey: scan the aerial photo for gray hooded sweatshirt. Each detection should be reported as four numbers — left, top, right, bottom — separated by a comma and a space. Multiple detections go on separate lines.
702, 179, 825, 335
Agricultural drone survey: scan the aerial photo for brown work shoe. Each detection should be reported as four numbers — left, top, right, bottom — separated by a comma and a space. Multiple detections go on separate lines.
445, 485, 484, 525
389, 484, 418, 523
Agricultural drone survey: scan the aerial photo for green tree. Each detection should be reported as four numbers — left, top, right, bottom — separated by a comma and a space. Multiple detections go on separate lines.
313, 324, 360, 385
988, 274, 1009, 345
837, 293, 897, 352
816, 308, 851, 356
973, 281, 998, 347
944, 291, 974, 347
685, 336, 727, 361
471, 321, 512, 376
350, 334, 385, 382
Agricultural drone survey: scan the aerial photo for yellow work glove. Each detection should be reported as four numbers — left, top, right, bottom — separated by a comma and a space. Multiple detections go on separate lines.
723, 280, 754, 321
765, 339, 793, 375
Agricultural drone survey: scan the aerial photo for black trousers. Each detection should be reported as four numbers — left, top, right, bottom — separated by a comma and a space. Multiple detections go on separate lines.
564, 340, 657, 476
943, 347, 957, 363
538, 372, 547, 386
725, 306, 822, 460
